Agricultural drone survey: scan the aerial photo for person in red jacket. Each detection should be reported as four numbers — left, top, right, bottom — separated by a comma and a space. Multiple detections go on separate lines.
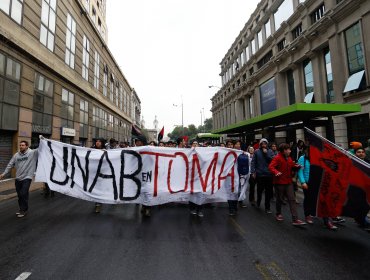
268, 143, 307, 226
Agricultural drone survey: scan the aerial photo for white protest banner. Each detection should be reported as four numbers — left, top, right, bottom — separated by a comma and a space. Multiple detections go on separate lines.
35, 139, 241, 205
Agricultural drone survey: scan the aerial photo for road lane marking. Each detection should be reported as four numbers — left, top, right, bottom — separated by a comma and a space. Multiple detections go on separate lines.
15, 272, 32, 280
255, 261, 290, 280
229, 217, 246, 235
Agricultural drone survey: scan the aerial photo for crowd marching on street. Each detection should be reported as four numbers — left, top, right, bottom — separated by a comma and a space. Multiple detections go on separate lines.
1, 134, 369, 233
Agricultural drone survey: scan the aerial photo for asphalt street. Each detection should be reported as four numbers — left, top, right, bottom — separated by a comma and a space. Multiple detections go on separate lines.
0, 191, 369, 280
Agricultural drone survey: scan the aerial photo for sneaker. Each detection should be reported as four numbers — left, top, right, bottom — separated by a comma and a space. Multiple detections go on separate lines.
144, 208, 151, 217
229, 210, 236, 216
239, 202, 247, 208
326, 221, 338, 230
265, 209, 272, 214
95, 204, 101, 213
276, 214, 284, 221
197, 211, 204, 218
15, 210, 21, 215
190, 209, 197, 216
292, 219, 307, 226
17, 211, 27, 218
332, 217, 345, 224
295, 198, 300, 204
305, 216, 314, 224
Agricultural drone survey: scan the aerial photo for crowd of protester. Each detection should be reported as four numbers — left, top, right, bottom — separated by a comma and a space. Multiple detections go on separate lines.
1, 134, 369, 232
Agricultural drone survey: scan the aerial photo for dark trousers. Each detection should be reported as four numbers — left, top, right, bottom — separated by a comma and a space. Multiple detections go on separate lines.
228, 200, 238, 211
256, 176, 273, 210
275, 184, 298, 220
248, 176, 256, 202
189, 202, 203, 212
15, 179, 32, 212
303, 188, 316, 217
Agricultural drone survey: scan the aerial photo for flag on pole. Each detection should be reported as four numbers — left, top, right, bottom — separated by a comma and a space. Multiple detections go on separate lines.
158, 126, 164, 142
304, 127, 370, 220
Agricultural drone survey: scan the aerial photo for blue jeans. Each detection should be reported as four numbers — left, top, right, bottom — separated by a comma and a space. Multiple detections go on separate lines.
15, 179, 32, 212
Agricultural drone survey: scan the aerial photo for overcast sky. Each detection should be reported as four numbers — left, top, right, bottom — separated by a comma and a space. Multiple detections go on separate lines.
107, 0, 260, 135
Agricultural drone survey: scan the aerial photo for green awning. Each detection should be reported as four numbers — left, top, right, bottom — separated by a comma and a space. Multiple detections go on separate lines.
196, 133, 221, 139
213, 103, 361, 134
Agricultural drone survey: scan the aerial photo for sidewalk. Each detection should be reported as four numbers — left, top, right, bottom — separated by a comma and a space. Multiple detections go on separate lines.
0, 178, 44, 202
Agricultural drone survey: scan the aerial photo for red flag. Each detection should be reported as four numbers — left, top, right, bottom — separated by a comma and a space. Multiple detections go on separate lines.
157, 126, 164, 142
305, 128, 370, 218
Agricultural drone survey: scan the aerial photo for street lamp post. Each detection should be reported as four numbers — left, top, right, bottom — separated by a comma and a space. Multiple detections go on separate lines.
173, 98, 184, 135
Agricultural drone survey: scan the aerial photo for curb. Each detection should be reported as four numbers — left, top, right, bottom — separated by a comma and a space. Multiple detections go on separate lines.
0, 179, 44, 202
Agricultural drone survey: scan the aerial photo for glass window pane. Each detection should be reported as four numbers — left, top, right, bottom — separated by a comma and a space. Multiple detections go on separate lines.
0, 77, 4, 101
49, 10, 56, 33
67, 14, 71, 29
66, 30, 71, 48
40, 24, 48, 46
80, 100, 84, 111
41, 0, 49, 25
11, 0, 23, 24
0, 53, 4, 75
4, 80, 20, 105
70, 53, 75, 68
32, 111, 43, 126
50, 0, 57, 11
44, 78, 53, 96
44, 96, 53, 114
43, 114, 52, 130
47, 32, 54, 51
68, 105, 73, 120
33, 92, 43, 112
62, 89, 68, 102
2, 104, 18, 130
69, 92, 74, 105
0, 0, 10, 15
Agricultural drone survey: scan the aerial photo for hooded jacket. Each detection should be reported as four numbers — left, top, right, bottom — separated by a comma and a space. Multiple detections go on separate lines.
2, 148, 38, 181
268, 152, 298, 185
250, 139, 274, 177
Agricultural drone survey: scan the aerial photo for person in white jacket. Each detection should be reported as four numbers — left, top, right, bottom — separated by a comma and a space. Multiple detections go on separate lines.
0, 140, 38, 218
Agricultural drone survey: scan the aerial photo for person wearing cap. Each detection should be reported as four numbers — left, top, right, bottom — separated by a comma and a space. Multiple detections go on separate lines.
250, 138, 274, 214
106, 138, 118, 150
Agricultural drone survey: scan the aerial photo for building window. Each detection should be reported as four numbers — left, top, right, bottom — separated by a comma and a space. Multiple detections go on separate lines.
123, 90, 127, 113
94, 52, 100, 89
311, 4, 325, 24
79, 99, 88, 139
324, 48, 334, 103
287, 69, 295, 105
345, 22, 364, 75
92, 106, 107, 139
274, 0, 294, 31
277, 38, 286, 51
92, 6, 96, 23
110, 74, 114, 103
115, 82, 119, 107
82, 35, 90, 81
251, 39, 256, 55
257, 51, 273, 69
65, 14, 76, 69
84, 0, 90, 13
119, 84, 123, 110
292, 24, 303, 40
249, 67, 254, 76
0, 0, 23, 25
265, 19, 271, 39
303, 60, 314, 103
103, 65, 108, 96
40, 0, 57, 51
245, 45, 249, 62
32, 73, 53, 135
0, 53, 21, 130
61, 88, 74, 128
248, 95, 254, 118
257, 30, 263, 50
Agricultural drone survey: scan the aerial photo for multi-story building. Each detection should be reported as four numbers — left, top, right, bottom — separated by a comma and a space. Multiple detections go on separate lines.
0, 0, 140, 172
211, 0, 370, 148
83, 0, 108, 43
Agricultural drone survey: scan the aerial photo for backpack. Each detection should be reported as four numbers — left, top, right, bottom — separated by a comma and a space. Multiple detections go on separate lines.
237, 153, 250, 175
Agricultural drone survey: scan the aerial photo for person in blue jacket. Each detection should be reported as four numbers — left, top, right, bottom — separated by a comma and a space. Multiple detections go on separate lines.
297, 147, 337, 230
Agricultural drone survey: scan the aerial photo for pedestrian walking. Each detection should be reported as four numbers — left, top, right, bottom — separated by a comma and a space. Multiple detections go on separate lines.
247, 146, 257, 206
297, 147, 337, 230
251, 138, 274, 214
91, 138, 106, 213
0, 140, 38, 218
189, 140, 204, 217
268, 143, 306, 226
237, 143, 250, 208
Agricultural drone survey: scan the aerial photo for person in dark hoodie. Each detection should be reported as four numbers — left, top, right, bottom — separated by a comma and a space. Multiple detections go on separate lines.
250, 138, 274, 213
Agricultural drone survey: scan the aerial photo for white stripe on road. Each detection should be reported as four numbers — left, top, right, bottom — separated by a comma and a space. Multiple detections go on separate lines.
15, 272, 32, 280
